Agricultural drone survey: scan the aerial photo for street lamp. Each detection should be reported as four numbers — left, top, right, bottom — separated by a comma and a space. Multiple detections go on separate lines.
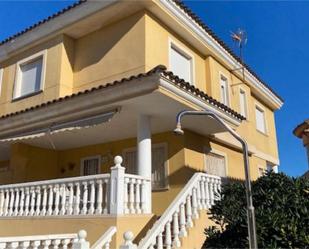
174, 110, 258, 249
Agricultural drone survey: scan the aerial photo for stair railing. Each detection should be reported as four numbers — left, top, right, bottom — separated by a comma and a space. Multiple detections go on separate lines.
137, 172, 221, 249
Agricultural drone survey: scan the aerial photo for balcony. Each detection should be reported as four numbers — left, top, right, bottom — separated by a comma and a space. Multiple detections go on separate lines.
0, 156, 151, 218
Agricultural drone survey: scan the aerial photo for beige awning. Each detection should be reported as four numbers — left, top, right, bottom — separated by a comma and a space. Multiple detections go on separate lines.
0, 110, 117, 144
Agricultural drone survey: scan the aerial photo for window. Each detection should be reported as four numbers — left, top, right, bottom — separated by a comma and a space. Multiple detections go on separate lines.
81, 156, 101, 176
220, 75, 229, 106
205, 151, 227, 177
0, 68, 3, 97
258, 167, 265, 177
239, 89, 247, 117
255, 106, 266, 133
14, 52, 45, 99
170, 44, 192, 83
123, 144, 168, 189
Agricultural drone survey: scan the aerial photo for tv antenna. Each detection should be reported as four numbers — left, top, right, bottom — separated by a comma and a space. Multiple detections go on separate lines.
230, 28, 247, 86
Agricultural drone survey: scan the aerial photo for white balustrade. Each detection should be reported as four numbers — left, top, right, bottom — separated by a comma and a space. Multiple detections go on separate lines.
137, 173, 221, 249
0, 230, 83, 249
0, 156, 151, 217
90, 226, 117, 249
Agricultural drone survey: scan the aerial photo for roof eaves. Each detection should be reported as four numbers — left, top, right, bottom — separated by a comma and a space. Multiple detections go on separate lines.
0, 65, 245, 122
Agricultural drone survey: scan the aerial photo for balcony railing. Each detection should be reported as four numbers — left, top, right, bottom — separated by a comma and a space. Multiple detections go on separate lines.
0, 156, 151, 217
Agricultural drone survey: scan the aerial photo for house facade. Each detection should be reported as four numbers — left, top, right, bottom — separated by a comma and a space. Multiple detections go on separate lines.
0, 1, 283, 248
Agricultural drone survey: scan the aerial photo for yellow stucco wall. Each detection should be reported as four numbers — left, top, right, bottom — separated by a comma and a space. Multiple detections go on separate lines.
73, 11, 146, 92
0, 215, 154, 248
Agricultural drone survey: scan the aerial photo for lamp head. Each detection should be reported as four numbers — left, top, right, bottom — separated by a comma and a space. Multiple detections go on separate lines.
174, 123, 184, 135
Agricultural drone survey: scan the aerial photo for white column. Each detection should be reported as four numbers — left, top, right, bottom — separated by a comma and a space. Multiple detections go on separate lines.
273, 165, 279, 173
137, 114, 152, 213
109, 156, 125, 215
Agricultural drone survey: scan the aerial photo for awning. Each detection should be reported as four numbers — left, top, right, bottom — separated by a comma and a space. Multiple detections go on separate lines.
0, 109, 118, 146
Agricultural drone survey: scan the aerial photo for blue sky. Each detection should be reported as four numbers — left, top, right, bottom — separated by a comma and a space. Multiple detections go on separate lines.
0, 1, 307, 176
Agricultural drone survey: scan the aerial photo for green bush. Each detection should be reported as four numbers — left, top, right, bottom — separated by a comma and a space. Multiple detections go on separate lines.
203, 172, 309, 249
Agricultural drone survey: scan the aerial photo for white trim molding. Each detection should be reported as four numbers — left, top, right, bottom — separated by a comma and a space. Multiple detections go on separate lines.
159, 0, 283, 110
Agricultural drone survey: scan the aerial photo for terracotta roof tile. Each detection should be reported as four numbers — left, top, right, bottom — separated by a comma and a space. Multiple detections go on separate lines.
0, 65, 245, 121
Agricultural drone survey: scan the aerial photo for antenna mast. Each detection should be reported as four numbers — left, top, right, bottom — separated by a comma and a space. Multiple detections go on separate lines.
230, 28, 247, 84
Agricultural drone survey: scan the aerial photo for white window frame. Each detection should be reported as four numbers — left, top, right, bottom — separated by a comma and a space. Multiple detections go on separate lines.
122, 143, 169, 190
80, 155, 101, 176
239, 87, 248, 119
219, 73, 230, 107
13, 50, 47, 100
204, 147, 228, 177
0, 68, 3, 97
258, 166, 265, 177
255, 103, 268, 134
168, 38, 195, 85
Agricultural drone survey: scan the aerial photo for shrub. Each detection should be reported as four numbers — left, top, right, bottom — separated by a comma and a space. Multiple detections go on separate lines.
203, 172, 309, 248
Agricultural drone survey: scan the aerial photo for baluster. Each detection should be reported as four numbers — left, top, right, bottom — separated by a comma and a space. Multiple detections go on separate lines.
172, 211, 181, 247
31, 240, 41, 249
41, 186, 48, 216
35, 186, 42, 216
19, 241, 30, 249
74, 182, 81, 215
3, 190, 10, 216
192, 187, 199, 219
88, 181, 95, 215
29, 187, 36, 216
42, 240, 51, 249
103, 179, 109, 214
0, 190, 4, 216
129, 179, 135, 214
67, 183, 74, 215
212, 178, 218, 201
186, 195, 193, 228
13, 188, 20, 216
179, 202, 187, 237
205, 177, 210, 208
124, 178, 129, 214
200, 177, 206, 209
135, 179, 141, 214
19, 188, 25, 216
53, 184, 60, 215
52, 239, 61, 249
8, 189, 15, 216
0, 242, 7, 249
82, 182, 88, 215
62, 239, 71, 249
10, 242, 19, 249
60, 184, 67, 215
24, 188, 30, 216
196, 179, 202, 210
165, 221, 172, 249
157, 231, 164, 249
209, 178, 215, 206
47, 185, 54, 216
95, 180, 103, 215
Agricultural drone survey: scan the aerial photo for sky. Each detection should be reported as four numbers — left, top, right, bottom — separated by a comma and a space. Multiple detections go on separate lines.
0, 1, 308, 177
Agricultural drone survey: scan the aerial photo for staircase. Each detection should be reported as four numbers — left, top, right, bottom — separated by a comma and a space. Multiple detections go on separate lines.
137, 173, 221, 249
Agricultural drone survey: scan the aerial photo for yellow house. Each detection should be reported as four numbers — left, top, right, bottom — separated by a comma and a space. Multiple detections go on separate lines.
0, 1, 283, 248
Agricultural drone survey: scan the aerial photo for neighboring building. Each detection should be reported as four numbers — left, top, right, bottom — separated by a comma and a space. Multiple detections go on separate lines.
293, 119, 309, 177
0, 1, 283, 248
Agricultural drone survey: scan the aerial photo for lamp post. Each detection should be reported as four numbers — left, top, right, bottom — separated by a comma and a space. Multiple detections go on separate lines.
174, 110, 258, 249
